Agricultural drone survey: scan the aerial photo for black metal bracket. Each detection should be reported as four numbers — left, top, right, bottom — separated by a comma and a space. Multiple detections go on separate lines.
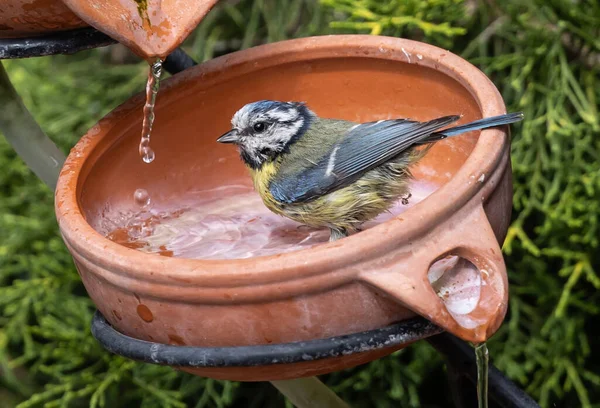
91, 311, 442, 367
162, 47, 197, 74
0, 27, 197, 75
92, 311, 539, 407
0, 28, 116, 59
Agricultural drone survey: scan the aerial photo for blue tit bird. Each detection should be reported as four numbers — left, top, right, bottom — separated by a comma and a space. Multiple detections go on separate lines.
217, 100, 523, 242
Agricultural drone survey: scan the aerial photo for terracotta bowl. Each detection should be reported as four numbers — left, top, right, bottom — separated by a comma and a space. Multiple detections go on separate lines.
55, 35, 512, 381
0, 0, 86, 38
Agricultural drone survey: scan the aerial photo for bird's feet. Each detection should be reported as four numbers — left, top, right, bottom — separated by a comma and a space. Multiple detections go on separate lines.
329, 227, 348, 242
401, 192, 412, 205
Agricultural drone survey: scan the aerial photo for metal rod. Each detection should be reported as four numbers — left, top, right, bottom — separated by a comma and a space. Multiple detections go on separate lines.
0, 27, 197, 76
91, 311, 441, 367
163, 47, 197, 74
0, 28, 116, 59
270, 377, 350, 408
0, 61, 65, 190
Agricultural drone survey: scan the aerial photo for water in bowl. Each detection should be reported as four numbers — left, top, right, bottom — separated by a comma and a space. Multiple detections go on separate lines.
103, 181, 437, 260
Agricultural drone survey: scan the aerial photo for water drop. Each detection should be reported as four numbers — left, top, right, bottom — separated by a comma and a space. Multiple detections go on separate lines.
134, 189, 151, 207
142, 147, 155, 163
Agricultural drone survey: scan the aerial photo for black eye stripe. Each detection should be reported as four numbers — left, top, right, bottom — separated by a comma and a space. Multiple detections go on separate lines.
246, 114, 303, 138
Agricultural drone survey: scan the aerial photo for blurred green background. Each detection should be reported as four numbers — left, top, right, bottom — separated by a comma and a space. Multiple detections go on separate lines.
1, 0, 599, 407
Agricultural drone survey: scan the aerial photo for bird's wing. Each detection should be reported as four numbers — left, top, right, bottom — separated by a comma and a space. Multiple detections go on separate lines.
269, 115, 460, 204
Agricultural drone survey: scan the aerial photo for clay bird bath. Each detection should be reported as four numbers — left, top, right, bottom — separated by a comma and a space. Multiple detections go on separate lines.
54, 35, 511, 381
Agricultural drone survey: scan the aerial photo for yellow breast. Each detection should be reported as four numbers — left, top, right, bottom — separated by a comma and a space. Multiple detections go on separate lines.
247, 159, 411, 232
248, 161, 283, 214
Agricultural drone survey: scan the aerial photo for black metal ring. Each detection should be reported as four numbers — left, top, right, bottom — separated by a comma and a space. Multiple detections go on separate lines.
0, 27, 116, 59
91, 311, 442, 368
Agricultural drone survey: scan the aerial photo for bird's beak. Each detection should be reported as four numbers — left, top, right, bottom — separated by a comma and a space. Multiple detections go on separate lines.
217, 129, 239, 144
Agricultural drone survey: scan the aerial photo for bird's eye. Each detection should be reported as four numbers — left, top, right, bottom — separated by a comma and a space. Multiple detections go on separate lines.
253, 122, 267, 133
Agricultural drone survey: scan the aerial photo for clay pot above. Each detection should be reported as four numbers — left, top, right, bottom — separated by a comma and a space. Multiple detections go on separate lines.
0, 0, 86, 38
59, 0, 221, 59
55, 35, 512, 381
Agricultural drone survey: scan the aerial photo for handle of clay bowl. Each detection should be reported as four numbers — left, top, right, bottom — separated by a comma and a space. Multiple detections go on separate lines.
359, 204, 508, 343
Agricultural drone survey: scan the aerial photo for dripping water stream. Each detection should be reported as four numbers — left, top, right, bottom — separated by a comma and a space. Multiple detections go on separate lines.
475, 342, 489, 408
139, 59, 163, 164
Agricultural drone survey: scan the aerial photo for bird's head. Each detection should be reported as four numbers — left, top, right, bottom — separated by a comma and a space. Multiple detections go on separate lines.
217, 100, 315, 169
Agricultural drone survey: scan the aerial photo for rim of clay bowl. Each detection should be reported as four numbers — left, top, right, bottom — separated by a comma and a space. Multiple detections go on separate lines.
55, 35, 508, 288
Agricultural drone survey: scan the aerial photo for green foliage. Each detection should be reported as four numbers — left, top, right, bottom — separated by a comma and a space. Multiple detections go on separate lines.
453, 1, 600, 406
1, 0, 599, 407
180, 0, 329, 60
321, 0, 466, 48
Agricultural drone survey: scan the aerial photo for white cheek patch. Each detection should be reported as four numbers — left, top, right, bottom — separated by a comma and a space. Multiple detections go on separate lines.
243, 138, 266, 163
247, 138, 261, 151
271, 119, 302, 146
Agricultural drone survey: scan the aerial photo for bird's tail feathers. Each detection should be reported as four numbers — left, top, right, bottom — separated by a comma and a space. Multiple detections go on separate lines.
416, 112, 524, 144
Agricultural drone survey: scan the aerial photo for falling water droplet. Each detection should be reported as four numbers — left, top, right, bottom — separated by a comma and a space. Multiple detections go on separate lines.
134, 188, 151, 207
142, 147, 155, 164
139, 59, 162, 164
